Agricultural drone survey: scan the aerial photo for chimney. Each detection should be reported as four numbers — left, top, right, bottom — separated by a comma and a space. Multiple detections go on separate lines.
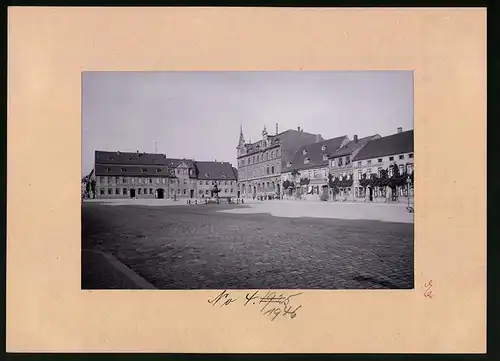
397, 127, 403, 134
354, 135, 358, 143
297, 126, 301, 132
276, 123, 279, 135
316, 134, 321, 143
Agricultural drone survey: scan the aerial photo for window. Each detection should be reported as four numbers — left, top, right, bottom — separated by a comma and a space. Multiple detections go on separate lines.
389, 156, 394, 161
138, 188, 142, 194
205, 181, 209, 185
378, 167, 383, 177
323, 154, 328, 161
276, 163, 280, 172
222, 173, 226, 178
149, 188, 153, 194
183, 189, 187, 195
346, 156, 351, 165
107, 188, 112, 195
357, 161, 362, 167
183, 179, 187, 184
338, 158, 343, 166
277, 148, 281, 157
321, 145, 327, 151
123, 188, 127, 195
200, 181, 203, 185
206, 190, 209, 194
358, 170, 362, 179
399, 164, 404, 174
108, 156, 114, 160
105, 167, 111, 172
367, 169, 372, 177
271, 166, 274, 174
115, 176, 120, 183
144, 188, 147, 194
313, 170, 317, 177
156, 168, 162, 172
271, 151, 275, 159
121, 168, 127, 172
123, 177, 128, 184
100, 188, 105, 195
287, 162, 292, 168
304, 158, 310, 164
253, 156, 255, 163
99, 176, 104, 183
388, 167, 394, 177
399, 155, 404, 160
407, 164, 414, 174
230, 181, 233, 185
225, 189, 228, 193
367, 160, 372, 165
115, 188, 120, 195
409, 153, 414, 159
162, 178, 166, 184
302, 149, 307, 155
266, 166, 270, 175
247, 158, 250, 165
378, 158, 383, 163
177, 189, 180, 194
231, 188, 233, 193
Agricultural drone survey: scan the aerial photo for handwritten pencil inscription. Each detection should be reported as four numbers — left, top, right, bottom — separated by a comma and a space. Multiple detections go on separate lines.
208, 290, 303, 322
423, 280, 433, 299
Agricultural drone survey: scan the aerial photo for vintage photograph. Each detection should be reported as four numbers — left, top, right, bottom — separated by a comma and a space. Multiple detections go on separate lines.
82, 71, 414, 290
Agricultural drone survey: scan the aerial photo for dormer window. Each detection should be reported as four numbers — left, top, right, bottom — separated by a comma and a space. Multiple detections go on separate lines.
321, 145, 327, 151
304, 158, 310, 164
302, 149, 307, 155
142, 168, 147, 172
105, 167, 111, 172
128, 157, 134, 161
221, 173, 226, 178
323, 154, 328, 161
121, 168, 127, 172
156, 168, 162, 172
205, 173, 209, 177
108, 156, 114, 160
286, 162, 292, 168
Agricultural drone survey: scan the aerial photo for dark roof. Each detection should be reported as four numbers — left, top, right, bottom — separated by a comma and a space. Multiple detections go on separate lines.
194, 161, 238, 181
94, 164, 176, 177
284, 136, 348, 172
164, 158, 196, 169
329, 135, 379, 158
232, 167, 238, 180
352, 130, 414, 161
95, 151, 168, 165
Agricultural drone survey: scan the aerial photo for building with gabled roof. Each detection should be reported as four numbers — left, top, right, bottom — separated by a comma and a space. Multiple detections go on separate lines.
194, 161, 238, 198
281, 135, 349, 199
236, 123, 321, 198
351, 128, 414, 202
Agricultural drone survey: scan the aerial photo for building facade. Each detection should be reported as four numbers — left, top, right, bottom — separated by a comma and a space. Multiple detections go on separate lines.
93, 150, 239, 200
328, 134, 380, 200
282, 135, 349, 200
94, 151, 177, 199
352, 128, 414, 202
195, 161, 238, 198
236, 124, 321, 198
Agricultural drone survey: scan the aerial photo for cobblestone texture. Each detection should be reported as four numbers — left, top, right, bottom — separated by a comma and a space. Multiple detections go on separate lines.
82, 203, 414, 289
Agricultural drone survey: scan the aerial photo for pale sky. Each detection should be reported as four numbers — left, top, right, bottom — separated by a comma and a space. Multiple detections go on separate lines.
82, 71, 413, 176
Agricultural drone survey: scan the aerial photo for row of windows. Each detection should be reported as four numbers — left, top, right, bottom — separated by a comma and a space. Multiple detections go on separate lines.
239, 148, 281, 167
240, 163, 281, 179
331, 155, 351, 167
353, 153, 414, 167
357, 164, 414, 179
99, 176, 168, 185
100, 187, 155, 195
198, 180, 234, 186
103, 167, 172, 174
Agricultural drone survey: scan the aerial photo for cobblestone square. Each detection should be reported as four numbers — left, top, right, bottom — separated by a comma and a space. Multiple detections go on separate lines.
82, 201, 414, 289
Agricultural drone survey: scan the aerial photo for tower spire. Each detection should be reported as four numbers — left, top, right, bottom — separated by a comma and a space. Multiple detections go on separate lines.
238, 124, 245, 147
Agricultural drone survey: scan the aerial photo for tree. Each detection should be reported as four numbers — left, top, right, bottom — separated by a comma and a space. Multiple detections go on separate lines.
90, 180, 96, 199
85, 179, 91, 197
300, 177, 310, 186
282, 180, 291, 190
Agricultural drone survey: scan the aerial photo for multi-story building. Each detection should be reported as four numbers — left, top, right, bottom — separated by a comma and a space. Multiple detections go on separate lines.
93, 150, 239, 200
282, 135, 349, 200
94, 151, 177, 199
352, 128, 414, 202
328, 134, 380, 200
165, 158, 197, 199
195, 161, 238, 198
236, 124, 321, 198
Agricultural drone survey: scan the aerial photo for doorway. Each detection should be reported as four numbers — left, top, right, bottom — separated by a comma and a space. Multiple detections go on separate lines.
190, 189, 194, 198
156, 188, 165, 199
130, 189, 136, 198
237, 191, 241, 198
